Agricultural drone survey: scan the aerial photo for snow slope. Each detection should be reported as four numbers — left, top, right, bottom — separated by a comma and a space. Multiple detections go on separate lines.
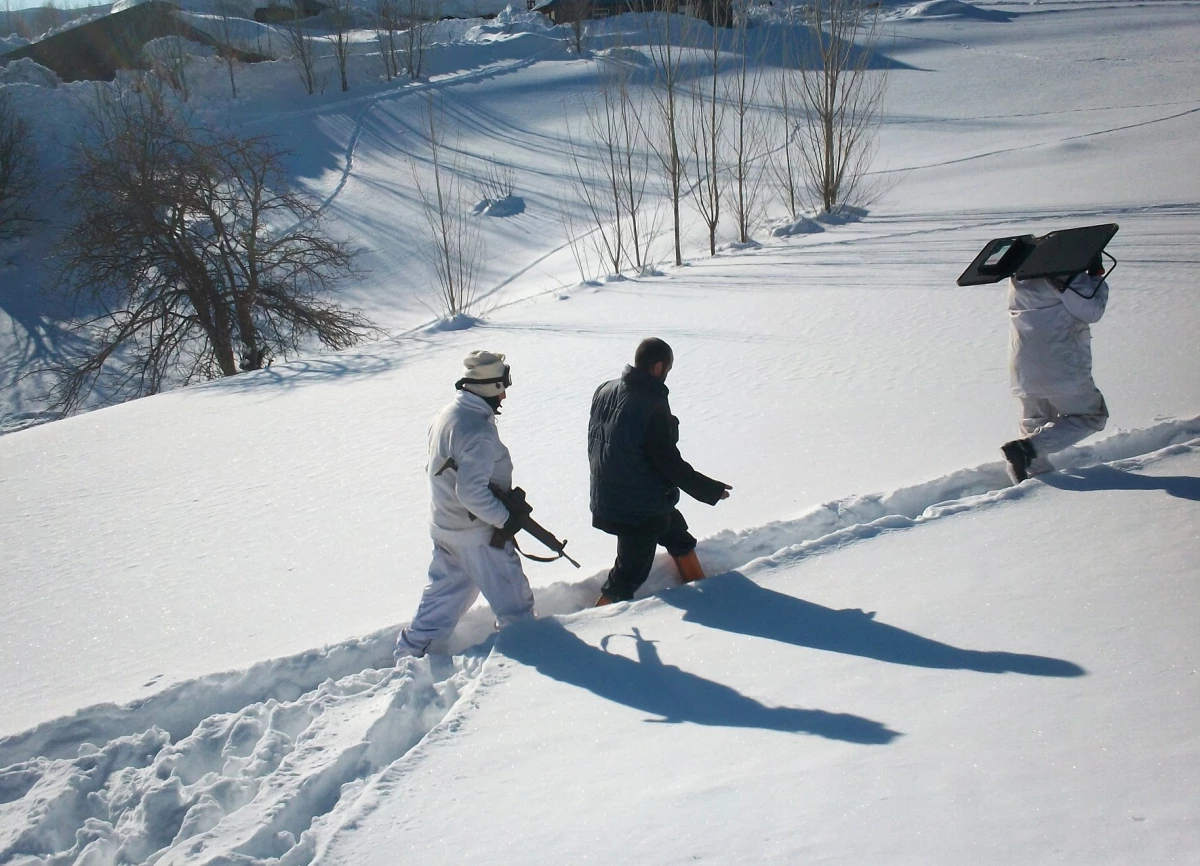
326, 447, 1200, 865
3, 436, 1197, 864
1, 1, 1198, 863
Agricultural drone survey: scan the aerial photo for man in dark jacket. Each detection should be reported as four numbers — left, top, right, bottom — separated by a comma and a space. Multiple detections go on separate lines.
588, 338, 731, 605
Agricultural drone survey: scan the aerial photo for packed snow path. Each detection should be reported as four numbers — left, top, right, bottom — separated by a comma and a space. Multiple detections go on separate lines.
2, 422, 1196, 865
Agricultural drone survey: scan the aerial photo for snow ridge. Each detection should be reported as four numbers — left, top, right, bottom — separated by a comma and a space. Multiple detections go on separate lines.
1, 417, 1196, 865
531, 414, 1200, 613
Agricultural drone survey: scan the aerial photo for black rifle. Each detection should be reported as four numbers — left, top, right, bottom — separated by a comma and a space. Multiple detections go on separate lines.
434, 458, 580, 568
488, 483, 581, 568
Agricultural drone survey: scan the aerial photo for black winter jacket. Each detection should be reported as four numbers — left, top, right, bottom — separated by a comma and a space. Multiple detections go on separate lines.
588, 365, 726, 527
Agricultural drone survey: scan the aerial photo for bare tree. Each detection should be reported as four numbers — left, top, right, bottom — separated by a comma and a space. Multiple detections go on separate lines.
281, 0, 323, 95
604, 50, 656, 273
724, 9, 769, 242
559, 205, 596, 285
375, 0, 402, 80
411, 94, 484, 318
142, 25, 193, 101
326, 0, 354, 92
51, 82, 371, 413
565, 51, 658, 278
398, 0, 429, 80
1, 0, 33, 40
794, 0, 888, 213
0, 90, 39, 240
767, 11, 804, 218
559, 0, 593, 55
27, 0, 64, 37
566, 105, 624, 277
0, 0, 14, 38
212, 0, 243, 99
641, 0, 692, 266
684, 17, 725, 256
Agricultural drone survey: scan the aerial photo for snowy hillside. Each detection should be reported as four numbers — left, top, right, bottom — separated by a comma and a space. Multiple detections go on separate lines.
1, 0, 1198, 863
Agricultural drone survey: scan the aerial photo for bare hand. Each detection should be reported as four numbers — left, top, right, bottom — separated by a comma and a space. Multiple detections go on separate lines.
719, 484, 732, 501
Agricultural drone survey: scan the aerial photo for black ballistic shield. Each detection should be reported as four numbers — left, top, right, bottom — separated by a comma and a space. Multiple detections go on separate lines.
957, 223, 1118, 286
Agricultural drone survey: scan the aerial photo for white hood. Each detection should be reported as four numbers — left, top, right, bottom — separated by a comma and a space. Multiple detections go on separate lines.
1008, 273, 1108, 397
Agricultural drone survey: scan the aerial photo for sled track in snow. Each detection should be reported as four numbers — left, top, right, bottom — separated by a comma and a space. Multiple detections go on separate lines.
1, 416, 1197, 865
311, 51, 557, 217
883, 103, 1200, 175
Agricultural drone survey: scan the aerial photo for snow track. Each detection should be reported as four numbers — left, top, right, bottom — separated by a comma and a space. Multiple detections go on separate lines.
691, 415, 1200, 581
526, 415, 1200, 615
2, 417, 1196, 865
0, 654, 486, 865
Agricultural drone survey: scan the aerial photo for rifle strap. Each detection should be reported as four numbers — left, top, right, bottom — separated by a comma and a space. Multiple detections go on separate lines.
511, 537, 565, 564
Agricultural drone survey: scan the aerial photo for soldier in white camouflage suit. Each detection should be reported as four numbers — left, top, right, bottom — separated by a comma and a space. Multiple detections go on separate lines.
395, 351, 534, 660
1002, 255, 1110, 482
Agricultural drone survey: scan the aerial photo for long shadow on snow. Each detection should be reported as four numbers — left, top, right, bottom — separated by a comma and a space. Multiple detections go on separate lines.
0, 256, 86, 380
1040, 465, 1200, 502
661, 573, 1086, 678
497, 618, 899, 744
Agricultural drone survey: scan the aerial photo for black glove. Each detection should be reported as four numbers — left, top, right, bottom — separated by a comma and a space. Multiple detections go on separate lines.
500, 487, 532, 536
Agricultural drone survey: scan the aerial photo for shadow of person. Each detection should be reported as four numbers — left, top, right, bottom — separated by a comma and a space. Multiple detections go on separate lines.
661, 574, 1085, 678
496, 619, 899, 745
1041, 465, 1200, 502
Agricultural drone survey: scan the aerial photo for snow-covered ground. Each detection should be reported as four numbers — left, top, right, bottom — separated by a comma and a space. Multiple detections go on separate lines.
1, 1, 1198, 863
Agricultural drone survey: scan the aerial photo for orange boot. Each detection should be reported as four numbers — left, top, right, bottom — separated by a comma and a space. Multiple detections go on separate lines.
673, 550, 706, 584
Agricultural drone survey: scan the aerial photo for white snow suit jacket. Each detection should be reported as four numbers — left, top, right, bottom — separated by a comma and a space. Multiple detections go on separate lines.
1008, 273, 1108, 398
426, 390, 515, 544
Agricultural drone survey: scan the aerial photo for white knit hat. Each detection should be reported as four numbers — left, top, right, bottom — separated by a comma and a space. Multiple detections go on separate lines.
457, 350, 510, 397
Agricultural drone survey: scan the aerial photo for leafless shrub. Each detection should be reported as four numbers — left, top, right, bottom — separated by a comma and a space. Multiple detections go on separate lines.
477, 162, 515, 202
559, 205, 596, 285
411, 94, 484, 318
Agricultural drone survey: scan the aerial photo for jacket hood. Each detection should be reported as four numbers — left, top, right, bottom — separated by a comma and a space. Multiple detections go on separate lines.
455, 389, 499, 418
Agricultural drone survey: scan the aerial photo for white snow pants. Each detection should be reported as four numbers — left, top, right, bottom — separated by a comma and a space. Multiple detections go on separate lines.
395, 534, 535, 659
1019, 389, 1108, 461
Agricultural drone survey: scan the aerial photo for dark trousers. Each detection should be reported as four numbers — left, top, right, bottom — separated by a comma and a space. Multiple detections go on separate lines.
597, 509, 696, 602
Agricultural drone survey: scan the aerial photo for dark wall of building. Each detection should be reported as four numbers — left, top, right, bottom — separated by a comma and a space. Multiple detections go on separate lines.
254, 0, 324, 23
1, 2, 244, 83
